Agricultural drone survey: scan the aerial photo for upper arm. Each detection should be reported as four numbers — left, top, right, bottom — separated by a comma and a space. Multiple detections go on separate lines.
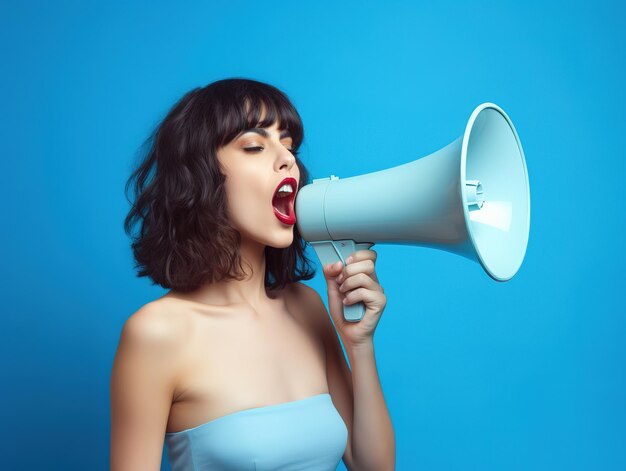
110, 304, 182, 471
293, 282, 356, 470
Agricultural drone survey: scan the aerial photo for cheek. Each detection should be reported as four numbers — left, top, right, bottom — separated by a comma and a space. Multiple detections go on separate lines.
226, 180, 267, 215
226, 183, 246, 209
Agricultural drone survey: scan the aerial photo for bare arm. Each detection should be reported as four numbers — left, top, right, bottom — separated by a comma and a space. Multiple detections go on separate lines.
110, 305, 181, 471
344, 341, 395, 471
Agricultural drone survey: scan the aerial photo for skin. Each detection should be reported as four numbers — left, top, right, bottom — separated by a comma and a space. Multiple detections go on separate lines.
110, 121, 395, 470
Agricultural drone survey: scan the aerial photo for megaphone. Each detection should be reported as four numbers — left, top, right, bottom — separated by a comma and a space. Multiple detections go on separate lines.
295, 103, 530, 322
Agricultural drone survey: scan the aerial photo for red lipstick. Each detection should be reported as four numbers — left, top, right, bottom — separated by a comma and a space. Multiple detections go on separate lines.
271, 177, 297, 225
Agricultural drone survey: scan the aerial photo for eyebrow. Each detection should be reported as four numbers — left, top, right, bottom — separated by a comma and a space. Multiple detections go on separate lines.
242, 128, 292, 139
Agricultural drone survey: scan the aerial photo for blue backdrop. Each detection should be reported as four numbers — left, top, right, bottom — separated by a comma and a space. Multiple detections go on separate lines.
1, 1, 624, 469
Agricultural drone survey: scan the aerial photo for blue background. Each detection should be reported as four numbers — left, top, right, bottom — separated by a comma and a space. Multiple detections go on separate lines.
1, 1, 624, 469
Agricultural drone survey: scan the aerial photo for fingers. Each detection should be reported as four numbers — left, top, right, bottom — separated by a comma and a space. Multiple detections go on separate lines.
323, 250, 379, 280
321, 249, 385, 323
336, 250, 383, 296
338, 272, 383, 294
348, 249, 377, 264
342, 287, 387, 307
337, 258, 379, 284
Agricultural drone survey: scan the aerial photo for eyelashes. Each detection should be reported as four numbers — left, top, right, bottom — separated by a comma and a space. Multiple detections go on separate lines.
243, 146, 299, 157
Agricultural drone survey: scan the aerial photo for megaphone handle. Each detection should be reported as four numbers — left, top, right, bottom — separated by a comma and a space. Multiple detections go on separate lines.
310, 240, 375, 322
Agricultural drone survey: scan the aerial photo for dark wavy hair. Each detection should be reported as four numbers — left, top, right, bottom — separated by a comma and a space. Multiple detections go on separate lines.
124, 78, 316, 293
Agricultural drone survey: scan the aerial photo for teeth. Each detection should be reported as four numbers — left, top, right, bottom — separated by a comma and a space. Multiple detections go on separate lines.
276, 183, 294, 198
278, 184, 293, 193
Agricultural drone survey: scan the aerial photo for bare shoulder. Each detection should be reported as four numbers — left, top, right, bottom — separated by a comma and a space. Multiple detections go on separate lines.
118, 299, 190, 356
286, 282, 332, 334
110, 300, 189, 469
287, 281, 323, 304
112, 299, 192, 402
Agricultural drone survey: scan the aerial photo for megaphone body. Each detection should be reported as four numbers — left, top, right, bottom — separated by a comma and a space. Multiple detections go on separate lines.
295, 103, 530, 322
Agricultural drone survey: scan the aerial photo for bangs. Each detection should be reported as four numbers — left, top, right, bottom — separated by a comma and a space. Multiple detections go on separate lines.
213, 81, 304, 150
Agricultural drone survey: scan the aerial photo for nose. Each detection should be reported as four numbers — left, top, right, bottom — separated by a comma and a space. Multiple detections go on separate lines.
275, 145, 296, 172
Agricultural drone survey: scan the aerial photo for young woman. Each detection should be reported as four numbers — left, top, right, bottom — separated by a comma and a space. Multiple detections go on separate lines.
110, 78, 395, 471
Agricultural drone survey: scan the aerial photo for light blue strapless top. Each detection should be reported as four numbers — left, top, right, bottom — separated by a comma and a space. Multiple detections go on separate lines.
165, 393, 348, 471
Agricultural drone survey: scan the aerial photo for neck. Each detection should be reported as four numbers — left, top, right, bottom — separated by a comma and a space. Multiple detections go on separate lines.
165, 237, 276, 310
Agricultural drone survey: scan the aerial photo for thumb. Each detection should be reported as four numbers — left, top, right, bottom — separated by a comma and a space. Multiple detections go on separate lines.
323, 261, 344, 280
322, 261, 347, 326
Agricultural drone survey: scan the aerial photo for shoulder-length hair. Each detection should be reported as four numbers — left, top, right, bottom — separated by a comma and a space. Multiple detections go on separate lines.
124, 78, 316, 293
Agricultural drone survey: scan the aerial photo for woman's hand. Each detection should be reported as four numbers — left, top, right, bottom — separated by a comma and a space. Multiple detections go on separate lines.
322, 249, 387, 350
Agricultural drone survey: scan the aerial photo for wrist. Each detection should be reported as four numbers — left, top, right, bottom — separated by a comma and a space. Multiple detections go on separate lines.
345, 338, 374, 356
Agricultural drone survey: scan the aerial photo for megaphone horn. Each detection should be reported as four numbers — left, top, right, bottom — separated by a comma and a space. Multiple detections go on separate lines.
295, 103, 530, 322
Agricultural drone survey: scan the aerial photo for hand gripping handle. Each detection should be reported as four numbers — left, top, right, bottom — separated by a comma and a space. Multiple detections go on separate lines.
310, 239, 375, 322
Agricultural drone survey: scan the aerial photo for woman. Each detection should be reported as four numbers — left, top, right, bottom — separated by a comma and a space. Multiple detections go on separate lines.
110, 78, 395, 471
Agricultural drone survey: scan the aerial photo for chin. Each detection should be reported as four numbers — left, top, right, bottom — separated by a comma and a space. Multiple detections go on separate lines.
237, 216, 296, 248
267, 233, 295, 249
241, 232, 293, 249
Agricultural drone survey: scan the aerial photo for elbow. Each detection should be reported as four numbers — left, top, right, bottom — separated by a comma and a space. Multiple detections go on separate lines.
351, 456, 395, 471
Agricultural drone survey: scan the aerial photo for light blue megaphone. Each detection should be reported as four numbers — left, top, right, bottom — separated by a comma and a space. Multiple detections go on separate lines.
295, 103, 530, 322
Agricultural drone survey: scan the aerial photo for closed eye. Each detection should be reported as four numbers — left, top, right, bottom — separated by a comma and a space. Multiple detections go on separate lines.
243, 146, 299, 156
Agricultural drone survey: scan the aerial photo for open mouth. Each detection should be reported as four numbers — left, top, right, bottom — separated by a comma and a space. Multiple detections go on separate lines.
271, 177, 297, 225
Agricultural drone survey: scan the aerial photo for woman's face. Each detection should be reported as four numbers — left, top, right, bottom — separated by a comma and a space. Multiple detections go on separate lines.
217, 121, 301, 249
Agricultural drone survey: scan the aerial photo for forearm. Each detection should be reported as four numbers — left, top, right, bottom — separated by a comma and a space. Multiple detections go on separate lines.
347, 341, 396, 471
